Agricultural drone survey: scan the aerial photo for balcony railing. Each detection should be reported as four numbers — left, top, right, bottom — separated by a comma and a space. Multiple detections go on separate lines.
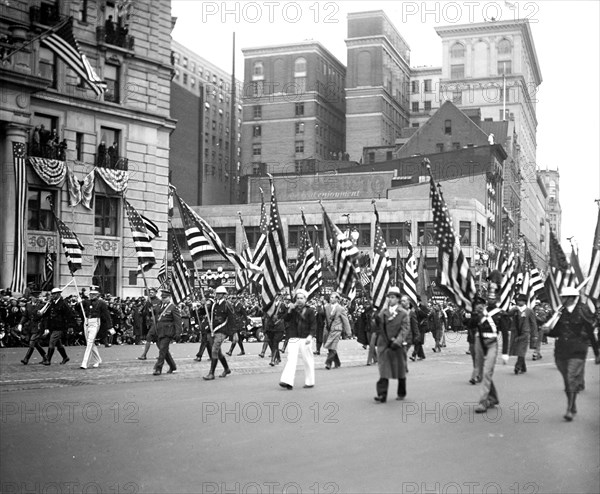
96, 26, 134, 51
95, 153, 129, 170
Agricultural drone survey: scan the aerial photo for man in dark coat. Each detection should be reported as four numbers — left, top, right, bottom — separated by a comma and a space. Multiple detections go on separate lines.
203, 286, 234, 380
152, 290, 182, 375
40, 288, 76, 365
18, 294, 48, 365
226, 296, 247, 356
374, 287, 410, 403
80, 288, 113, 369
509, 294, 538, 374
138, 288, 161, 360
411, 297, 429, 361
264, 294, 285, 366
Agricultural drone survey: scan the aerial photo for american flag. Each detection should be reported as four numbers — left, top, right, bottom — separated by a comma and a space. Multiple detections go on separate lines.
124, 199, 156, 272
157, 250, 168, 287
520, 241, 544, 307
41, 244, 54, 290
370, 209, 391, 310
175, 191, 260, 273
261, 177, 289, 316
549, 229, 574, 291
416, 247, 430, 305
170, 235, 192, 305
141, 214, 160, 240
293, 211, 322, 300
10, 142, 27, 294
174, 190, 216, 261
235, 214, 254, 293
428, 164, 475, 311
403, 243, 418, 307
250, 188, 268, 284
583, 209, 600, 307
497, 232, 516, 311
41, 17, 106, 96
54, 213, 85, 273
322, 206, 360, 298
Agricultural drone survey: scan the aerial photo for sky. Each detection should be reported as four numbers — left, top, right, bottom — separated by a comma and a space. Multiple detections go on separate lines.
171, 0, 600, 267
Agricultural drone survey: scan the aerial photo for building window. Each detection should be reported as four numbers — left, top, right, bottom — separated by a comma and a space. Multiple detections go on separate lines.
295, 103, 304, 116
79, 0, 88, 22
294, 57, 307, 77
76, 132, 84, 161
411, 80, 419, 94
412, 123, 419, 128
450, 64, 464, 79
424, 101, 432, 111
381, 223, 411, 246
94, 195, 119, 236
368, 152, 375, 164
213, 227, 236, 249
411, 102, 419, 112
252, 61, 264, 80
459, 221, 471, 245
182, 57, 188, 68
27, 188, 56, 231
98, 127, 121, 168
252, 143, 261, 156
295, 122, 305, 134
253, 105, 262, 119
436, 143, 444, 153
353, 224, 371, 247
452, 90, 462, 104
295, 141, 304, 153
444, 120, 452, 135
418, 222, 435, 246
38, 46, 56, 88
450, 42, 465, 58
253, 125, 261, 137
453, 142, 461, 150
497, 39, 512, 55
386, 151, 393, 161
183, 73, 188, 85
498, 61, 512, 75
245, 226, 261, 248
424, 79, 432, 93
104, 64, 120, 103
93, 257, 117, 295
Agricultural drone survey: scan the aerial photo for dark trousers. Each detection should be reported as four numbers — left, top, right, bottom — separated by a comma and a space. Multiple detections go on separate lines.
515, 356, 527, 373
500, 326, 509, 355
325, 350, 341, 368
376, 377, 406, 401
315, 326, 324, 353
412, 333, 426, 359
196, 333, 210, 358
228, 333, 245, 353
47, 330, 68, 361
155, 336, 176, 373
268, 331, 283, 364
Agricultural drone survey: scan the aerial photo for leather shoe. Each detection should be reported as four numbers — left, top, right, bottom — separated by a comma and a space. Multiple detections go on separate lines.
152, 371, 161, 376
475, 404, 488, 413
374, 396, 386, 403
137, 356, 147, 360
269, 362, 275, 367
219, 369, 232, 378
166, 368, 177, 374
469, 378, 477, 385
313, 351, 320, 355
237, 352, 245, 356
303, 385, 314, 388
226, 352, 232, 356
60, 357, 70, 365
42, 360, 51, 366
409, 356, 416, 362
203, 374, 215, 380
279, 382, 293, 390
396, 395, 405, 401
258, 353, 264, 358
325, 365, 331, 370
194, 357, 202, 362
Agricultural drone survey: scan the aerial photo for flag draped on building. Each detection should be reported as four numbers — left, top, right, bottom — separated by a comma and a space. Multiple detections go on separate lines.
403, 243, 418, 307
261, 177, 289, 316
497, 233, 516, 311
10, 142, 27, 294
41, 17, 106, 96
370, 204, 391, 310
51, 204, 85, 274
251, 188, 269, 284
41, 244, 54, 290
124, 199, 156, 272
173, 190, 259, 273
322, 204, 360, 298
293, 211, 322, 300
427, 160, 475, 311
235, 213, 254, 293
584, 208, 600, 306
170, 234, 192, 305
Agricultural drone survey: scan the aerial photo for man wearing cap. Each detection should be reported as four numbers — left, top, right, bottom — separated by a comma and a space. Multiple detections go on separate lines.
152, 289, 182, 375
202, 285, 234, 380
324, 292, 351, 370
543, 286, 600, 421
469, 296, 500, 413
18, 292, 48, 365
374, 287, 410, 403
137, 288, 161, 360
79, 288, 113, 369
39, 288, 75, 365
509, 294, 538, 374
279, 289, 317, 390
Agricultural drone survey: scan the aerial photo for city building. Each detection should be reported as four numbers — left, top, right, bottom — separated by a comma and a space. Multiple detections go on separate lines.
344, 10, 411, 163
409, 66, 441, 128
170, 39, 243, 206
538, 168, 561, 239
240, 41, 346, 177
0, 0, 174, 296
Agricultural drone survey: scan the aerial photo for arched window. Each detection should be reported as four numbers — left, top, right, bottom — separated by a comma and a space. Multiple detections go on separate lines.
294, 57, 307, 77
252, 62, 264, 80
450, 42, 465, 58
498, 39, 511, 55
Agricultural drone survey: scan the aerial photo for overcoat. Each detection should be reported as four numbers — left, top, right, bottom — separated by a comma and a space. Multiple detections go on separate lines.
509, 307, 538, 357
376, 305, 410, 379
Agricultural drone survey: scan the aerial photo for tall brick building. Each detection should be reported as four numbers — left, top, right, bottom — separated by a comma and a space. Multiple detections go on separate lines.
0, 0, 175, 296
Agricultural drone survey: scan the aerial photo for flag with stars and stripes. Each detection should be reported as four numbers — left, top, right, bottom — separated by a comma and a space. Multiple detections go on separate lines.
124, 199, 156, 272
403, 243, 418, 307
293, 211, 322, 300
428, 167, 476, 311
10, 142, 27, 293
497, 232, 516, 311
170, 235, 192, 305
235, 215, 254, 293
41, 17, 106, 96
53, 212, 85, 274
41, 243, 54, 290
157, 250, 168, 287
261, 177, 290, 316
370, 211, 391, 310
174, 189, 216, 261
141, 214, 160, 240
549, 229, 575, 291
322, 206, 360, 298
584, 209, 600, 307
520, 241, 544, 307
416, 247, 430, 305
250, 189, 269, 284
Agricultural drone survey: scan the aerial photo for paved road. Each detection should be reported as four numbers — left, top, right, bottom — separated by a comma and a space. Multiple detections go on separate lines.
1, 335, 598, 494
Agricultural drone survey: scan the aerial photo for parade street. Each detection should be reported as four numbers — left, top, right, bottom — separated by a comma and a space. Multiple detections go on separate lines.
1, 337, 599, 494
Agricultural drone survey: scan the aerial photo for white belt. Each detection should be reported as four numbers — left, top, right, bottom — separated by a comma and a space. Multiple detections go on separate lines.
482, 333, 497, 338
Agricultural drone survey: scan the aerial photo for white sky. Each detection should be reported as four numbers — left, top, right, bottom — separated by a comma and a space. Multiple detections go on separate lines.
171, 0, 600, 266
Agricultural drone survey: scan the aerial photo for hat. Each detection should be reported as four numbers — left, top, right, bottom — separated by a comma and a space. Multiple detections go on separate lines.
295, 288, 308, 298
516, 294, 527, 303
160, 289, 173, 297
215, 286, 228, 295
560, 286, 579, 298
472, 296, 487, 307
89, 288, 100, 294
51, 288, 62, 294
387, 286, 402, 298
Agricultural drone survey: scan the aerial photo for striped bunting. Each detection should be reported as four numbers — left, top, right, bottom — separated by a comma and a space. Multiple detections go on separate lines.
28, 157, 67, 185
95, 167, 128, 193
10, 142, 27, 294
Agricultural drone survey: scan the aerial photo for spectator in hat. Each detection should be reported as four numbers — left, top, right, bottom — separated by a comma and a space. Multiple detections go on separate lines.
508, 294, 538, 374
152, 290, 182, 375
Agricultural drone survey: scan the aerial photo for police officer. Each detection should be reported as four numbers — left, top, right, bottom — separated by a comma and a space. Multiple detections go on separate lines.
202, 286, 233, 380
80, 288, 113, 369
40, 287, 75, 365
152, 289, 182, 376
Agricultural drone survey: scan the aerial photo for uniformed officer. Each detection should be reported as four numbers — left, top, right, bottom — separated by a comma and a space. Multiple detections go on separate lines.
18, 292, 48, 365
152, 289, 182, 375
39, 287, 76, 365
80, 287, 113, 369
203, 285, 234, 380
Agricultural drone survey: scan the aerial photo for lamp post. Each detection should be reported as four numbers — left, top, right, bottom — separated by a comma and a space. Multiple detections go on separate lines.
201, 266, 229, 290
474, 249, 490, 296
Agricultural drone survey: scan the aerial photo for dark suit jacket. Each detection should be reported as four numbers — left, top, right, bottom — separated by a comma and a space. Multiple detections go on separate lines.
154, 302, 182, 339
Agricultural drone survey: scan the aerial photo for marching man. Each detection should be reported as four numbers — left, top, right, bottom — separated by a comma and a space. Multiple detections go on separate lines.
80, 287, 113, 369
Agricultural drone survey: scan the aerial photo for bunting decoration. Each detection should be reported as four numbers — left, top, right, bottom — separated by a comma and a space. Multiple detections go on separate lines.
10, 142, 27, 294
27, 157, 67, 185
96, 167, 129, 192
67, 166, 82, 207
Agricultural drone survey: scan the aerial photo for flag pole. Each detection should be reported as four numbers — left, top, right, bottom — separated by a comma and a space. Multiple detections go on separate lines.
1, 17, 70, 62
